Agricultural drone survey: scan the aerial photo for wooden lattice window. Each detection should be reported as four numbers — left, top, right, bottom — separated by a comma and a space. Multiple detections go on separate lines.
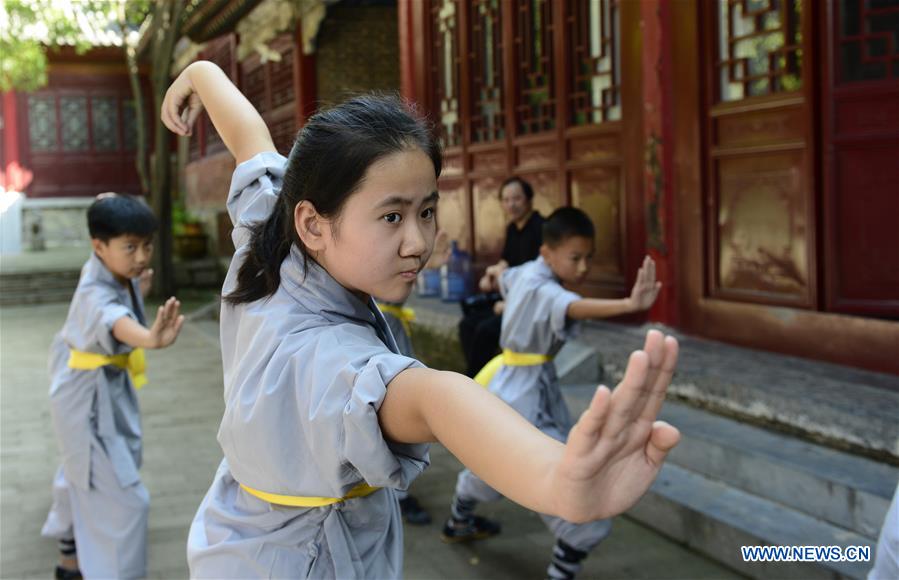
27, 94, 57, 152
567, 0, 620, 125
60, 96, 89, 152
91, 96, 120, 152
470, 0, 505, 143
717, 0, 802, 102
122, 100, 138, 152
28, 92, 136, 155
837, 0, 899, 83
430, 0, 462, 148
514, 0, 556, 134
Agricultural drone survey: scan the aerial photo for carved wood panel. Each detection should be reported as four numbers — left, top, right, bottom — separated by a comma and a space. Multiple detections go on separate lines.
823, 0, 899, 316
472, 176, 506, 260
570, 165, 624, 286
436, 179, 472, 252
831, 143, 899, 307
715, 152, 809, 300
520, 169, 563, 217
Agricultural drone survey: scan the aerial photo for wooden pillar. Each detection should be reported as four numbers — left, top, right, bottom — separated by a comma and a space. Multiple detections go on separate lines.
398, 0, 429, 109
294, 21, 318, 127
640, 0, 677, 325
1, 92, 21, 184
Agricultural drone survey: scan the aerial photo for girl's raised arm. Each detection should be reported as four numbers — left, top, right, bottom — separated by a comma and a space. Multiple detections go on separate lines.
380, 329, 680, 523
161, 61, 276, 165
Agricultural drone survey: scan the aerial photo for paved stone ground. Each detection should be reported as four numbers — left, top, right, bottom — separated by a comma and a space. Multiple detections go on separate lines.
1, 301, 739, 579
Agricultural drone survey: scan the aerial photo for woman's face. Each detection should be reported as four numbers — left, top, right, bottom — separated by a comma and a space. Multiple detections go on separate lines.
500, 181, 531, 224
317, 148, 439, 303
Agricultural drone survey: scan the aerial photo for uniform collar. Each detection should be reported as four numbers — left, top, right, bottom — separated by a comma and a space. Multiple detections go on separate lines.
85, 252, 129, 293
84, 252, 145, 324
532, 255, 559, 282
280, 245, 382, 328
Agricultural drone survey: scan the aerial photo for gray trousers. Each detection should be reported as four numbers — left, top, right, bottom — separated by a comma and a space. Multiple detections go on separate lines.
455, 468, 612, 552
42, 442, 149, 580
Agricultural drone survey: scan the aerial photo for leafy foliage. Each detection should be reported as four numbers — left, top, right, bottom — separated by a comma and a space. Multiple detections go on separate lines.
0, 0, 117, 91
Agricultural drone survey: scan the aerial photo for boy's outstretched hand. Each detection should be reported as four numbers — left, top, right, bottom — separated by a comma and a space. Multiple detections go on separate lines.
550, 329, 679, 523
628, 255, 662, 312
149, 297, 185, 349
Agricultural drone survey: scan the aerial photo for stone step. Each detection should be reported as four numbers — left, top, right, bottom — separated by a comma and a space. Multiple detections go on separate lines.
0, 289, 75, 306
659, 401, 898, 540
0, 270, 80, 305
563, 386, 897, 535
576, 321, 899, 463
0, 270, 80, 287
628, 463, 877, 579
560, 385, 894, 579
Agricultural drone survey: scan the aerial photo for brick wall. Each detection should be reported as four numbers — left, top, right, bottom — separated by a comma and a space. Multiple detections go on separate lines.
316, 4, 400, 107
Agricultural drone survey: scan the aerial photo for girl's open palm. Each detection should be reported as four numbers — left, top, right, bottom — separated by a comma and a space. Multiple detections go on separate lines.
550, 329, 679, 523
149, 297, 185, 348
629, 256, 662, 312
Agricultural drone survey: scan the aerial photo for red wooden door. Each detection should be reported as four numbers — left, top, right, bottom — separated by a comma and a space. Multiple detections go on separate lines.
701, 0, 819, 309
822, 0, 899, 318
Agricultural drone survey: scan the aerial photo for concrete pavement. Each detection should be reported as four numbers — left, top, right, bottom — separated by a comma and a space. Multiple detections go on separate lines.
0, 301, 739, 579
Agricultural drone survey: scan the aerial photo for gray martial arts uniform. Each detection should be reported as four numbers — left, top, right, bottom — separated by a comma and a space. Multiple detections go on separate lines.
454, 257, 612, 552
378, 303, 414, 359
377, 303, 415, 503
41, 253, 150, 580
870, 484, 899, 580
187, 153, 430, 579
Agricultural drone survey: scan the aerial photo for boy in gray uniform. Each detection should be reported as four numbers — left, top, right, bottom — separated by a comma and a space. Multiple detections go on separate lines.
41, 195, 184, 580
444, 207, 662, 579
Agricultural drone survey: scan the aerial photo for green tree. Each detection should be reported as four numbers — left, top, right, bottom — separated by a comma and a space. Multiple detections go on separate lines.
0, 0, 104, 91
1, 0, 203, 297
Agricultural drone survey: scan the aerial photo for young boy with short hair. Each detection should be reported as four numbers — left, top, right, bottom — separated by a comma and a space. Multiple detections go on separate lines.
41, 194, 185, 580
443, 207, 663, 580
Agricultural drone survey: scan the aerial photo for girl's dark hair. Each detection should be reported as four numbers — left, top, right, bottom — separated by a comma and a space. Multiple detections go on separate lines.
499, 176, 534, 201
542, 207, 595, 247
87, 195, 158, 241
225, 94, 442, 305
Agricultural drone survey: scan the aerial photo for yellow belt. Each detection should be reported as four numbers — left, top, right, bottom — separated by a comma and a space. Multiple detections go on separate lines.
473, 349, 552, 387
239, 482, 381, 507
377, 304, 416, 336
68, 348, 147, 389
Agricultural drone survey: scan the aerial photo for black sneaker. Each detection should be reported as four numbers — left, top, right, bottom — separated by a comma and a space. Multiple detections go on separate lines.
440, 515, 501, 543
399, 495, 432, 525
55, 566, 82, 580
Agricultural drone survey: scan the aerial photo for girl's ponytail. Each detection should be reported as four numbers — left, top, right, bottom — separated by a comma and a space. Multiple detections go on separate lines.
224, 195, 293, 305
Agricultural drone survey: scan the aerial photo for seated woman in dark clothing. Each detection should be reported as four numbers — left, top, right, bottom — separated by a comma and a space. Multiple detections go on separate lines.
459, 176, 544, 377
